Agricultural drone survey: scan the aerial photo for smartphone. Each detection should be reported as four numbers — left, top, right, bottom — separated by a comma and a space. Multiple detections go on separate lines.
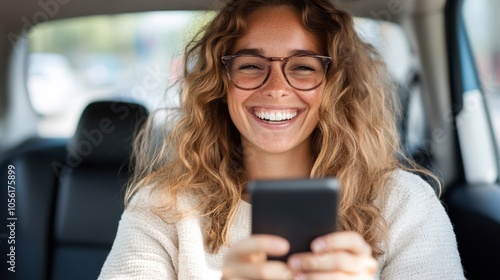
248, 178, 339, 261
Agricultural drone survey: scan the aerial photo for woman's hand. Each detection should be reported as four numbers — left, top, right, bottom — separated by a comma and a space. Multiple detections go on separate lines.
222, 234, 294, 279
287, 231, 377, 280
222, 232, 376, 280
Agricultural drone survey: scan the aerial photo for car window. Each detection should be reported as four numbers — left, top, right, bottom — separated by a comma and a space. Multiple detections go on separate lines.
27, 14, 416, 139
463, 0, 500, 157
28, 11, 215, 137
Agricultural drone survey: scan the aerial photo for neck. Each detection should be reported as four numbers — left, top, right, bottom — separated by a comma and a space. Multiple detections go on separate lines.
243, 141, 313, 180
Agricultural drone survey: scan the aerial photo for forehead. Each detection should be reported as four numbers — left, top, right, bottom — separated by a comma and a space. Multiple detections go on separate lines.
232, 6, 322, 56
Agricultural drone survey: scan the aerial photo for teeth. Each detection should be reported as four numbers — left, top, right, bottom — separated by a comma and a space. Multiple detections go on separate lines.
270, 112, 276, 121
254, 110, 298, 122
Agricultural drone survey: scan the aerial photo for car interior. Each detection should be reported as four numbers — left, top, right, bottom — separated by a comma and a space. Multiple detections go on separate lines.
0, 0, 499, 279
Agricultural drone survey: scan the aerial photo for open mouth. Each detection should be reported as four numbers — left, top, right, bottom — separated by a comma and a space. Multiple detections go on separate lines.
253, 109, 298, 123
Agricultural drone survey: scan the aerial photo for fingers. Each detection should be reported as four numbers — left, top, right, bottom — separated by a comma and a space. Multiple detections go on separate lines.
222, 235, 294, 279
311, 231, 372, 256
223, 261, 294, 280
288, 251, 377, 274
225, 234, 290, 263
222, 232, 377, 280
287, 232, 377, 278
292, 271, 375, 280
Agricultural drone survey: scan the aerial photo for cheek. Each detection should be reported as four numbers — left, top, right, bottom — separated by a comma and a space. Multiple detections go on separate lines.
226, 88, 249, 121
226, 94, 238, 122
226, 87, 239, 110
302, 89, 324, 125
227, 85, 255, 105
303, 88, 324, 110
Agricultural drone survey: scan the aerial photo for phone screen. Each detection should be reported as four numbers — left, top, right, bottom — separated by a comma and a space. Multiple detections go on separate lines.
249, 178, 339, 261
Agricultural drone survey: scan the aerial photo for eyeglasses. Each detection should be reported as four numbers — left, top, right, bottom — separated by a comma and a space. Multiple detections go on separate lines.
221, 54, 332, 91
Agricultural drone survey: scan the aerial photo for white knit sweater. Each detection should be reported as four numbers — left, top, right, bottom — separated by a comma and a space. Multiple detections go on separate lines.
98, 170, 465, 280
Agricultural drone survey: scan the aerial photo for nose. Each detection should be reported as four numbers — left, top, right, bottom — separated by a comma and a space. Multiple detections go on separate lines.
261, 63, 291, 98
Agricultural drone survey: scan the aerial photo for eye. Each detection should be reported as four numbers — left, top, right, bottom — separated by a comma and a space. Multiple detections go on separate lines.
287, 56, 323, 74
288, 63, 319, 74
238, 64, 264, 71
291, 65, 316, 72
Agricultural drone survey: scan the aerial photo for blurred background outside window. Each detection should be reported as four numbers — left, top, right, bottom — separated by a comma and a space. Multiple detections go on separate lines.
28, 11, 215, 136
463, 0, 500, 148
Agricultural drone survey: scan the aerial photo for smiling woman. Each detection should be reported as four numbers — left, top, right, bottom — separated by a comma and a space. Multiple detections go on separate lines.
96, 0, 465, 279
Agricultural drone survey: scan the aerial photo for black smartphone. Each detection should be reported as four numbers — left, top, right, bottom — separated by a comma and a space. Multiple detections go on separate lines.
248, 178, 339, 262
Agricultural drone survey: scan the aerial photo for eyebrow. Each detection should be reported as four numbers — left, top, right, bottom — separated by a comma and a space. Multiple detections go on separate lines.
234, 48, 319, 56
234, 48, 262, 55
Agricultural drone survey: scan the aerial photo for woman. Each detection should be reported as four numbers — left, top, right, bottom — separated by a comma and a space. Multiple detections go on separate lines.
99, 0, 465, 279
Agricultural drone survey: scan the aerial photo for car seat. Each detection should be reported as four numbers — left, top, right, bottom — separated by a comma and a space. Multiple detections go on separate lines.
0, 101, 148, 280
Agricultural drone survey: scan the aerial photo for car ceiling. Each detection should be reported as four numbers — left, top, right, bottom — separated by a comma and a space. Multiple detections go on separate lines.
0, 0, 446, 32
0, 0, 447, 80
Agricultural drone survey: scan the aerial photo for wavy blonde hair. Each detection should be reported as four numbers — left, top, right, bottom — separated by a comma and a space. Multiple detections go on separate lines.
127, 0, 437, 257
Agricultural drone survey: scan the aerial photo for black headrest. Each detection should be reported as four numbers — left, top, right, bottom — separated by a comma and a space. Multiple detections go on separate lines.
67, 101, 148, 165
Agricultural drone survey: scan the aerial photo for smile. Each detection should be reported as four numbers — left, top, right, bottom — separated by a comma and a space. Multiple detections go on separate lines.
253, 109, 298, 123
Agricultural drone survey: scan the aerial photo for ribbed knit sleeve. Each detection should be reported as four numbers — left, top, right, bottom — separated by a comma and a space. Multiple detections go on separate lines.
376, 170, 465, 280
97, 194, 178, 280
98, 191, 251, 280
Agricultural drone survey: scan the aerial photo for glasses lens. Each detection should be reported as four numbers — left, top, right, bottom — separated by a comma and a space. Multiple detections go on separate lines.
227, 56, 268, 90
285, 56, 326, 90
224, 55, 329, 90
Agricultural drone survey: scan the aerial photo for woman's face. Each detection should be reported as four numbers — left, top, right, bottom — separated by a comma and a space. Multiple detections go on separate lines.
226, 6, 325, 156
